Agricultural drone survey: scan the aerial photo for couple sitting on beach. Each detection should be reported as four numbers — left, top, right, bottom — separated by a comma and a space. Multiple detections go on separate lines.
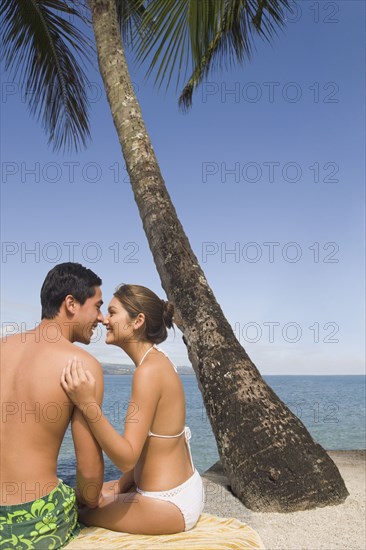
1, 263, 205, 549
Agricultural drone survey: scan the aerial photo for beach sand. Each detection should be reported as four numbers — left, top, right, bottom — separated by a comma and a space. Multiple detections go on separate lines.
202, 450, 365, 550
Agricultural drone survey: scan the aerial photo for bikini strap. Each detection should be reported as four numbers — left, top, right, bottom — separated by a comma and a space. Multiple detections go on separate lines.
148, 426, 195, 472
138, 345, 178, 372
184, 426, 195, 472
148, 426, 186, 438
152, 344, 178, 373
138, 345, 154, 367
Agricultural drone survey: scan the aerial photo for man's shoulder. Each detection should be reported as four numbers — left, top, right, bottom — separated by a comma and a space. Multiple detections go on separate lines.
70, 346, 103, 376
43, 340, 101, 373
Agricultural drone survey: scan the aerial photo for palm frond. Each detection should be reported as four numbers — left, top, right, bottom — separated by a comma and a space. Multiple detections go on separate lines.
131, 0, 291, 108
115, 0, 147, 47
133, 0, 193, 92
180, 0, 291, 109
0, 0, 95, 153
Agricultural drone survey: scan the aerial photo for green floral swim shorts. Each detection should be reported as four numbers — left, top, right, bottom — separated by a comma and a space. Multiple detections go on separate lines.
0, 480, 81, 549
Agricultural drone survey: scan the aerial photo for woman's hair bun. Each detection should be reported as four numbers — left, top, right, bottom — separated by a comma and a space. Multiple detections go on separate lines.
162, 300, 174, 329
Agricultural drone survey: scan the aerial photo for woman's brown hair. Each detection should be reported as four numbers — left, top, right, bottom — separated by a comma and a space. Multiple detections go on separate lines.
113, 284, 174, 344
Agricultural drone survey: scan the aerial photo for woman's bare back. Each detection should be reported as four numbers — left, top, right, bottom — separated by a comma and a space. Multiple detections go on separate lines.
133, 348, 194, 490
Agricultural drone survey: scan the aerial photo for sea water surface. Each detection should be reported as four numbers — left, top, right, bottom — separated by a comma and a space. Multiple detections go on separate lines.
58, 375, 365, 486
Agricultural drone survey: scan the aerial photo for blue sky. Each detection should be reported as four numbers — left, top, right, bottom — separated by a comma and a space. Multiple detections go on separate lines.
1, 1, 364, 374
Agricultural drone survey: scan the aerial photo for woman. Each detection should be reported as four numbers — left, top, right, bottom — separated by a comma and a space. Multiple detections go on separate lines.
61, 284, 204, 535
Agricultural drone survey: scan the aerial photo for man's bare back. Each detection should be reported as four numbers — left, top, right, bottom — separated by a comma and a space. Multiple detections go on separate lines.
1, 329, 103, 505
1, 263, 105, 511
0, 263, 106, 548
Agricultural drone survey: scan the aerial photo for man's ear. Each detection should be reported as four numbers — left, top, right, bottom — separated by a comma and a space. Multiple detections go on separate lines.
64, 294, 77, 315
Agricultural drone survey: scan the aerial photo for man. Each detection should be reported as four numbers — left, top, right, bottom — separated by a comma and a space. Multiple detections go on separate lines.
0, 263, 105, 549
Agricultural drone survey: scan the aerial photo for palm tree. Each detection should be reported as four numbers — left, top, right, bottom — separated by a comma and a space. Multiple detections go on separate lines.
0, 0, 348, 511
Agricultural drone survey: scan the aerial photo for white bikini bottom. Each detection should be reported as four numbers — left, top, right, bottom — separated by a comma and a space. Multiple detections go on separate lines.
136, 468, 205, 531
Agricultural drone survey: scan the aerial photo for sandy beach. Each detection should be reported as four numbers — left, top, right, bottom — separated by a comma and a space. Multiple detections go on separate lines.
202, 450, 365, 550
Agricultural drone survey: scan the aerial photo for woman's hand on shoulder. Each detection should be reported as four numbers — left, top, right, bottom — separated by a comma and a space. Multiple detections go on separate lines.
61, 356, 98, 410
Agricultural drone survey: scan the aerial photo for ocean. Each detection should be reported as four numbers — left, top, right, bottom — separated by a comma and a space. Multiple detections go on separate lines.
58, 375, 365, 486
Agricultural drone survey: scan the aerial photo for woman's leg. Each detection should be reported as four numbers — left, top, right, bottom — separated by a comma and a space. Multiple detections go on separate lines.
78, 491, 185, 535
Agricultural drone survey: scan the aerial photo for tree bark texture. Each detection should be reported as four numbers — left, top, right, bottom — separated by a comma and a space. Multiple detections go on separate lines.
88, 0, 349, 511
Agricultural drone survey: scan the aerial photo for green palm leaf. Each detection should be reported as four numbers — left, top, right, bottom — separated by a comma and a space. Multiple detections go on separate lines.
0, 0, 95, 152
0, 0, 294, 150
115, 0, 147, 47
133, 0, 193, 92
132, 0, 292, 109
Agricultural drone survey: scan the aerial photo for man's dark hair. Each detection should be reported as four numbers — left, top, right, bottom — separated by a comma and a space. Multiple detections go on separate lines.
40, 263, 102, 319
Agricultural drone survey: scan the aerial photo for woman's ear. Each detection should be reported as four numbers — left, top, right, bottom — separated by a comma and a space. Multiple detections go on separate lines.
134, 312, 145, 330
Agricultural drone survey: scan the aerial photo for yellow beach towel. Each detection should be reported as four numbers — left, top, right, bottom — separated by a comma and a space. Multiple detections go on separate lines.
67, 513, 265, 549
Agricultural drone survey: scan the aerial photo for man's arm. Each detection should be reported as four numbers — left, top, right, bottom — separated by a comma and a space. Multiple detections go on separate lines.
71, 355, 104, 508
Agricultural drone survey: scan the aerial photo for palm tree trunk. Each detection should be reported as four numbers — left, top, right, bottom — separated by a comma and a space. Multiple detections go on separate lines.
88, 0, 348, 511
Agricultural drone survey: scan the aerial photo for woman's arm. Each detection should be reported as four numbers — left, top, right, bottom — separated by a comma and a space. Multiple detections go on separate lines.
117, 468, 136, 492
79, 404, 136, 472
102, 468, 135, 498
61, 357, 161, 472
